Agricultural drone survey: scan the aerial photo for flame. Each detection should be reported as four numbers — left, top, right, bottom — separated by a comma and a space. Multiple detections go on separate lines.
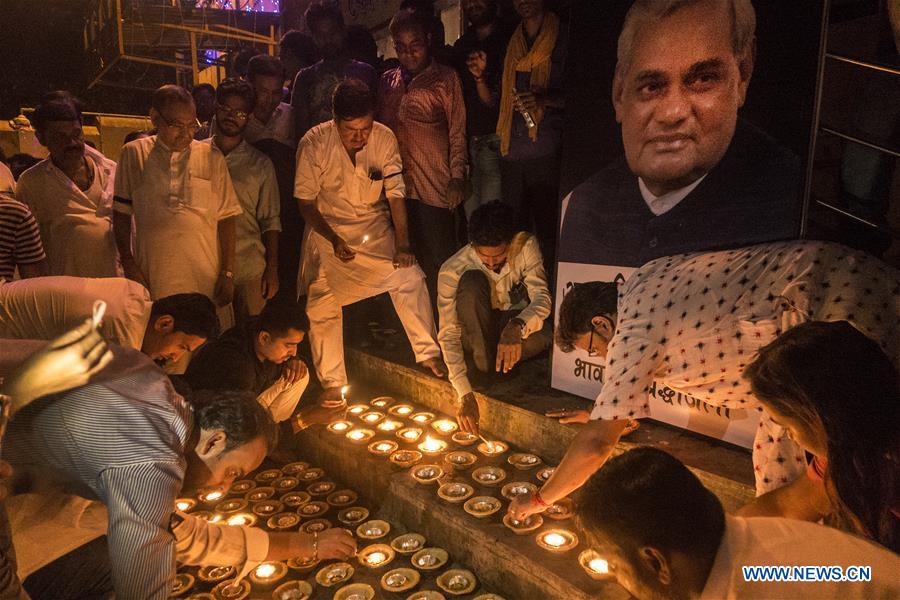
255, 563, 277, 578
588, 558, 609, 574
543, 532, 567, 547
348, 430, 367, 440
419, 436, 445, 453
366, 551, 387, 565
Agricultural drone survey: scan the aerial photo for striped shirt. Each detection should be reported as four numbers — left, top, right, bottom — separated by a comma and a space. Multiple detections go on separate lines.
0, 195, 45, 280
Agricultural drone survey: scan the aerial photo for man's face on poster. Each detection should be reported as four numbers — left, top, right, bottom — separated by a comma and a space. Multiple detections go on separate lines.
613, 2, 754, 196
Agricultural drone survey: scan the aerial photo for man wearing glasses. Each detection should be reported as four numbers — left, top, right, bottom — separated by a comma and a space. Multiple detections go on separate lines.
113, 85, 242, 336
208, 78, 281, 322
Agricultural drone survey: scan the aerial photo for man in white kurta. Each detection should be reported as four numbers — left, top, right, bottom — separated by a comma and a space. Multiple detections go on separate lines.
295, 79, 444, 398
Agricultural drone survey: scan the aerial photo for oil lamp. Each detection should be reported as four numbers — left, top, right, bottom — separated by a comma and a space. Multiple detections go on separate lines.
300, 518, 332, 534
346, 428, 375, 444
360, 411, 384, 425
417, 436, 447, 456
326, 489, 358, 507
245, 486, 275, 502
252, 500, 283, 517
411, 464, 443, 484
370, 396, 394, 408
272, 580, 313, 600
215, 499, 247, 514
411, 547, 449, 571
228, 480, 256, 495
476, 440, 508, 457
471, 466, 507, 486
437, 481, 474, 503
376, 419, 402, 432
411, 412, 435, 424
307, 481, 336, 496
315, 562, 355, 587
333, 583, 375, 600
451, 431, 479, 446
536, 529, 579, 553
281, 461, 309, 475
502, 512, 543, 534
175, 498, 196, 512
396, 427, 423, 443
337, 506, 369, 525
249, 561, 288, 588
579, 549, 614, 580
368, 440, 398, 456
390, 532, 426, 554
358, 543, 395, 568
298, 501, 328, 517
255, 469, 282, 483
544, 497, 574, 520
462, 496, 501, 518
298, 468, 324, 482
341, 385, 349, 403
380, 567, 420, 593
267, 512, 301, 530
211, 579, 250, 600
347, 404, 368, 416
436, 569, 477, 596
197, 565, 236, 584
356, 519, 390, 540
508, 453, 543, 470
327, 421, 352, 434
430, 419, 458, 435
388, 404, 414, 417
199, 488, 225, 504
281, 491, 311, 508
172, 573, 194, 596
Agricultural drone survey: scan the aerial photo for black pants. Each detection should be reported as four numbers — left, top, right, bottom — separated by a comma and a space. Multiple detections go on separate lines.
500, 153, 561, 276
406, 199, 466, 310
24, 536, 112, 600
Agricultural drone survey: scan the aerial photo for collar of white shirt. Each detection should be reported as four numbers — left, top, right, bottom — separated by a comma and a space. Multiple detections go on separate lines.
638, 174, 707, 216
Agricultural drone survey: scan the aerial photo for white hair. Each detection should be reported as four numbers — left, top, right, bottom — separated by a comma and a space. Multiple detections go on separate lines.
616, 0, 756, 75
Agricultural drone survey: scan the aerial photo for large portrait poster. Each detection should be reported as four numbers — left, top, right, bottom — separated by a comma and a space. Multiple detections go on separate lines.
552, 0, 826, 448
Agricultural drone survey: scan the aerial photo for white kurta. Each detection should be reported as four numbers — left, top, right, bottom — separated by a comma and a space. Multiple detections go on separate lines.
16, 146, 121, 278
113, 136, 242, 300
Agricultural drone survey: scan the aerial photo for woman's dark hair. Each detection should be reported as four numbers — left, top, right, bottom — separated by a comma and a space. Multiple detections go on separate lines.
305, 0, 344, 30
332, 78, 375, 121
247, 54, 286, 82
216, 77, 257, 112
578, 447, 725, 564
468, 200, 516, 247
151, 293, 219, 340
192, 389, 278, 452
256, 300, 310, 338
556, 281, 619, 352
744, 320, 900, 552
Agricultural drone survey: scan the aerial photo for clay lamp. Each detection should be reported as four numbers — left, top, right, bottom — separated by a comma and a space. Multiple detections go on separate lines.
502, 513, 543, 535
347, 404, 369, 417
298, 467, 324, 482
535, 467, 555, 482
333, 583, 375, 600
172, 573, 195, 597
368, 440, 399, 456
389, 449, 423, 468
472, 595, 506, 600
184, 593, 216, 600
358, 543, 396, 569
267, 512, 301, 530
430, 419, 458, 435
377, 419, 403, 433
380, 567, 420, 593
501, 482, 537, 500
544, 498, 574, 521
281, 491, 311, 508
360, 411, 385, 425
199, 487, 226, 505
337, 506, 370, 526
463, 496, 502, 519
476, 440, 508, 457
437, 481, 475, 504
410, 547, 449, 571
396, 427, 424, 443
307, 481, 336, 497
273, 476, 300, 492
326, 489, 358, 507
346, 429, 375, 445
211, 579, 250, 600
436, 569, 478, 596
190, 510, 217, 522
417, 436, 447, 456
297, 501, 329, 518
357, 519, 391, 540
471, 466, 507, 487
252, 500, 284, 517
250, 562, 288, 588
390, 532, 426, 555
411, 464, 444, 485
228, 480, 256, 495
411, 412, 435, 425
444, 451, 477, 471
280, 461, 309, 476
407, 592, 446, 600
388, 404, 414, 417
536, 529, 579, 553
246, 486, 276, 502
315, 562, 355, 587
327, 421, 353, 434
451, 431, 479, 446
370, 396, 395, 409
215, 498, 248, 514
579, 549, 614, 581
300, 518, 332, 534
508, 453, 543, 470
175, 498, 197, 512
255, 469, 282, 484
198, 565, 236, 585
272, 580, 313, 600
225, 513, 257, 527
286, 555, 319, 573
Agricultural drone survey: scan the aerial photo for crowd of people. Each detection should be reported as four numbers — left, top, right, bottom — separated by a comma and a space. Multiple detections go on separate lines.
0, 0, 897, 598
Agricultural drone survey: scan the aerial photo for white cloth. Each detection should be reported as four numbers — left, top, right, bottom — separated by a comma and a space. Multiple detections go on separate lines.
0, 276, 152, 350
437, 232, 551, 396
113, 136, 242, 300
0, 163, 14, 196
15, 146, 121, 278
243, 102, 295, 148
211, 139, 281, 283
638, 174, 706, 216
700, 515, 900, 599
256, 374, 310, 423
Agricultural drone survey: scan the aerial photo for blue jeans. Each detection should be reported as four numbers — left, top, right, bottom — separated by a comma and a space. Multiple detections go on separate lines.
464, 134, 503, 218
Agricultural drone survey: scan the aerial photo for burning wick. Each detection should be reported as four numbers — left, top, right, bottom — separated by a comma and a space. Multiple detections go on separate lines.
376, 443, 393, 452
255, 563, 277, 578
363, 413, 380, 423
588, 558, 609, 574
418, 436, 445, 454
341, 385, 349, 403
226, 514, 251, 526
543, 533, 567, 548
366, 552, 387, 566
413, 414, 430, 423
362, 235, 370, 244
332, 422, 349, 431
202, 490, 224, 502
176, 500, 191, 511
348, 430, 367, 441
432, 419, 456, 433
395, 406, 412, 415
378, 420, 401, 431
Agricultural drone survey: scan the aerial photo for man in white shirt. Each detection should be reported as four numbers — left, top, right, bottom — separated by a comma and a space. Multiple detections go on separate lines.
245, 55, 296, 148
209, 78, 281, 321
113, 85, 242, 313
296, 79, 446, 401
16, 97, 121, 278
579, 447, 899, 600
437, 201, 551, 433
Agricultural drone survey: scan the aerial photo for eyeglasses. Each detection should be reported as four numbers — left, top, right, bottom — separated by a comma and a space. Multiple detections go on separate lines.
215, 104, 249, 120
587, 329, 600, 357
161, 116, 202, 134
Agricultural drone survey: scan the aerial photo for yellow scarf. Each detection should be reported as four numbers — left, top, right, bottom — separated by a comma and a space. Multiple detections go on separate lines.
497, 11, 560, 156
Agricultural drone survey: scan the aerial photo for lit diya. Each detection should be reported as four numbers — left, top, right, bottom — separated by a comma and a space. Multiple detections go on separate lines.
367, 440, 399, 456
172, 573, 195, 597
360, 411, 385, 425
327, 420, 353, 434
190, 510, 217, 522
337, 506, 370, 525
175, 497, 197, 512
252, 500, 284, 517
436, 569, 478, 596
326, 489, 358, 507
358, 543, 395, 568
273, 476, 300, 492
297, 467, 324, 482
356, 519, 391, 540
249, 561, 288, 587
380, 567, 420, 593
535, 466, 555, 482
476, 440, 508, 457
370, 396, 395, 408
297, 501, 329, 517
430, 419, 458, 435
535, 529, 579, 553
444, 451, 477, 471
471, 466, 507, 486
411, 464, 444, 484
417, 436, 447, 456
215, 498, 248, 514
228, 479, 256, 495
410, 412, 435, 424
389, 449, 423, 468
286, 555, 319, 572
211, 579, 250, 600
390, 532, 426, 555
437, 481, 475, 504
225, 513, 257, 527
197, 565, 236, 584
306, 480, 336, 496
333, 583, 375, 600
300, 518, 332, 534
255, 469, 282, 483
508, 453, 543, 470
579, 549, 614, 581
199, 488, 226, 504
462, 496, 502, 518
245, 486, 276, 502
451, 431, 479, 446
377, 418, 403, 432
315, 562, 355, 587
346, 428, 375, 444
410, 547, 449, 571
388, 404, 414, 417
272, 579, 313, 600
500, 481, 537, 500
267, 512, 301, 530
396, 427, 424, 443
281, 491, 311, 508
544, 498, 574, 521
280, 461, 309, 476
347, 404, 369, 416
502, 512, 543, 534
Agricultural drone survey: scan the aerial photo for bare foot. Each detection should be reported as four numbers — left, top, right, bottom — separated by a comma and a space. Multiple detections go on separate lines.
419, 357, 448, 378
